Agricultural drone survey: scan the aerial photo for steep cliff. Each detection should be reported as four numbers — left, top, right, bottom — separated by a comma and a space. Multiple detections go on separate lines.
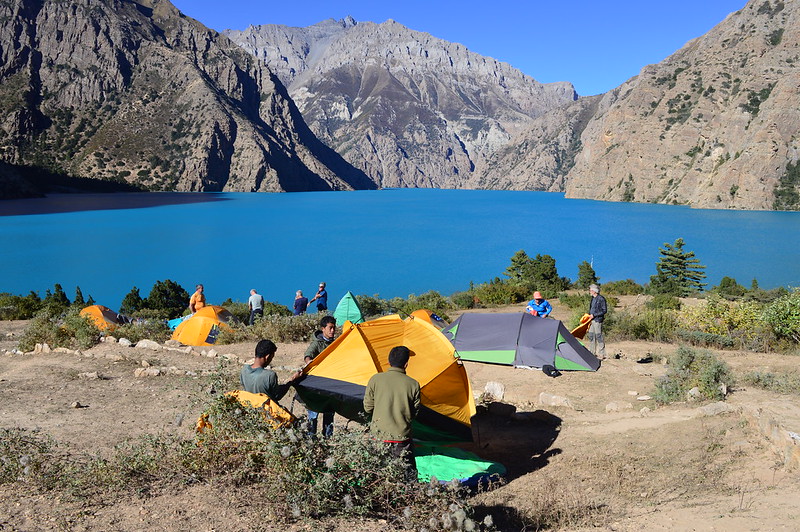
0, 0, 374, 195
563, 0, 800, 210
225, 18, 577, 189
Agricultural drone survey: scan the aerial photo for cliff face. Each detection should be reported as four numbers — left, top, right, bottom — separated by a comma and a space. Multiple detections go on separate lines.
225, 18, 577, 189
0, 0, 374, 194
563, 0, 800, 210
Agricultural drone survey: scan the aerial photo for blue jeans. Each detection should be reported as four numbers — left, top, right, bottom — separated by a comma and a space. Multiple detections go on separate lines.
307, 410, 334, 437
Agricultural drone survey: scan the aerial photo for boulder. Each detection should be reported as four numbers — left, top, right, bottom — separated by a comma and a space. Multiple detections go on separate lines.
484, 381, 505, 401
135, 339, 162, 351
538, 392, 575, 409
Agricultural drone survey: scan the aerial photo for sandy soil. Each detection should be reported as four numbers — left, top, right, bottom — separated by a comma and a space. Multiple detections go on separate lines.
1, 301, 799, 531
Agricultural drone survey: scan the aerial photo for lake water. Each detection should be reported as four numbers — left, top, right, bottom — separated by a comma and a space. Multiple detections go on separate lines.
1, 189, 799, 311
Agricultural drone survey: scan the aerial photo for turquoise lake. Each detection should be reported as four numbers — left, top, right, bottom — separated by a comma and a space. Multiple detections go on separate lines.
1, 189, 799, 311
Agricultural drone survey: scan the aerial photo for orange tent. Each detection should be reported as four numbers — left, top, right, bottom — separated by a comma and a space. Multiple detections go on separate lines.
172, 305, 235, 346
407, 309, 449, 330
80, 305, 123, 331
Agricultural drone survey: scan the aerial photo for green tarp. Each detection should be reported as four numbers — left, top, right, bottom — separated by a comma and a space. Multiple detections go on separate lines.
414, 444, 505, 486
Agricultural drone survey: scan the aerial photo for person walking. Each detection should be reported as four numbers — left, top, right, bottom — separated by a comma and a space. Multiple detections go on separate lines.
248, 289, 265, 325
303, 315, 337, 436
293, 290, 309, 315
309, 282, 328, 314
587, 284, 607, 359
363, 345, 421, 479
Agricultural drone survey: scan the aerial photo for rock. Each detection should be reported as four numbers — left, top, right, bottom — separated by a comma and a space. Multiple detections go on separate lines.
538, 392, 575, 409
627, 390, 639, 396
719, 382, 728, 396
5, 332, 14, 338
185, 347, 196, 355
693, 402, 739, 417
605, 401, 634, 413
135, 339, 161, 351
53, 347, 71, 354
165, 340, 182, 348
636, 395, 652, 401
207, 349, 218, 358
77, 372, 99, 380
70, 401, 83, 408
118, 338, 132, 347
484, 381, 505, 401
104, 353, 124, 361
639, 406, 651, 416
104, 336, 118, 343
487, 402, 516, 417
141, 360, 150, 367
686, 387, 702, 401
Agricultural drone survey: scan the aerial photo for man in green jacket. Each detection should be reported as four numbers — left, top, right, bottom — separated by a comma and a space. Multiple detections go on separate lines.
363, 345, 421, 478
304, 315, 337, 436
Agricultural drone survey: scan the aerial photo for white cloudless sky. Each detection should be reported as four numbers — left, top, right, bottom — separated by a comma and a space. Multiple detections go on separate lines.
170, 0, 747, 96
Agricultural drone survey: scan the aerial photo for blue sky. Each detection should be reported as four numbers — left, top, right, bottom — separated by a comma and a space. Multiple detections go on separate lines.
171, 0, 746, 96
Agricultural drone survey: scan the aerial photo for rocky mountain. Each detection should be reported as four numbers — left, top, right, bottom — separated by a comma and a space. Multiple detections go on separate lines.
0, 0, 375, 197
224, 18, 577, 188
559, 0, 800, 210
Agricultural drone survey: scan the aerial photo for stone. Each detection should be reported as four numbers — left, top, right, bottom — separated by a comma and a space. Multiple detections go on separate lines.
41, 343, 51, 353
207, 349, 218, 358
78, 372, 99, 380
636, 395, 651, 401
484, 381, 505, 401
135, 339, 161, 351
686, 387, 702, 401
104, 353, 124, 361
70, 401, 83, 408
105, 336, 118, 343
639, 406, 651, 416
605, 401, 633, 413
627, 390, 639, 396
141, 360, 150, 367
693, 401, 739, 417
538, 392, 575, 409
165, 340, 182, 348
54, 347, 71, 354
118, 338, 132, 347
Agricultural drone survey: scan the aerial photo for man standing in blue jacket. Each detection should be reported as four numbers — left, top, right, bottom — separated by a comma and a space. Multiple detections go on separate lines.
588, 284, 607, 359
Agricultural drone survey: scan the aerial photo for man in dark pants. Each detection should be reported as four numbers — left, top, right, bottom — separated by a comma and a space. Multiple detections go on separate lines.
363, 345, 421, 479
588, 284, 607, 359
304, 315, 337, 436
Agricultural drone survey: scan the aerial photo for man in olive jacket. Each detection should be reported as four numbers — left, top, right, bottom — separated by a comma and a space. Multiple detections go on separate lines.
363, 345, 421, 477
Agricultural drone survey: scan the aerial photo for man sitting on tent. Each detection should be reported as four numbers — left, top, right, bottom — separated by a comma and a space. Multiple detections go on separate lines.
363, 345, 421, 478
240, 340, 301, 401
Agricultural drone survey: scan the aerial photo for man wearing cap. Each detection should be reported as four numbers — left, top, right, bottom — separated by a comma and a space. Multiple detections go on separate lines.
588, 284, 607, 359
525, 291, 552, 318
363, 345, 421, 479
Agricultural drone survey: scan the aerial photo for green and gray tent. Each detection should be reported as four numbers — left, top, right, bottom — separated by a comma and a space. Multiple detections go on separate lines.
332, 291, 364, 325
442, 313, 600, 372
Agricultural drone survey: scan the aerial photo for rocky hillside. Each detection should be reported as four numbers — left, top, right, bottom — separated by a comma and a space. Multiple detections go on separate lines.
224, 18, 577, 188
562, 0, 800, 210
0, 0, 375, 197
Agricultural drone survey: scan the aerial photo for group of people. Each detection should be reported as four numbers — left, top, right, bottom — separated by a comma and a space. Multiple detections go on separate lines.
525, 285, 606, 359
188, 282, 330, 326
238, 314, 421, 476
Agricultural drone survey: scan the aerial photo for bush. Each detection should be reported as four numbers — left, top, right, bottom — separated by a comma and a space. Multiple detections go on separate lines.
602, 279, 644, 295
763, 289, 800, 343
674, 330, 736, 349
218, 314, 319, 344
387, 290, 454, 321
558, 292, 591, 310
449, 290, 477, 309
0, 291, 43, 320
112, 319, 171, 344
472, 278, 528, 306
678, 295, 772, 351
653, 346, 733, 404
144, 279, 189, 319
17, 307, 101, 352
607, 309, 677, 342
647, 294, 681, 310
355, 294, 392, 318
740, 371, 800, 395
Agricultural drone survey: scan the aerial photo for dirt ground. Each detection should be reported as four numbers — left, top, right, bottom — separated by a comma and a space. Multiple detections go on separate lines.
1, 300, 799, 531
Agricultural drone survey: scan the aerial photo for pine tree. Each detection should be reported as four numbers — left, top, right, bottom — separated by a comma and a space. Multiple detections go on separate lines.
576, 261, 599, 289
120, 286, 145, 315
145, 280, 189, 318
73, 286, 86, 307
650, 238, 706, 296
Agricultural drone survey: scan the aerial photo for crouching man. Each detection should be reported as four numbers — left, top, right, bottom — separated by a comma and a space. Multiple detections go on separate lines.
363, 345, 420, 479
240, 339, 301, 401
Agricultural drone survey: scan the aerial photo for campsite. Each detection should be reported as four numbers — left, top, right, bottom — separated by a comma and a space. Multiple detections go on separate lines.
1, 297, 799, 531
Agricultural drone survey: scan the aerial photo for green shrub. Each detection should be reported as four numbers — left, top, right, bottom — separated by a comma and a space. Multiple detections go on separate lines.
647, 294, 681, 310
113, 319, 171, 344
607, 309, 676, 342
18, 307, 101, 352
674, 330, 736, 349
218, 314, 319, 344
558, 293, 591, 310
653, 346, 733, 404
602, 279, 644, 295
449, 290, 477, 309
678, 295, 772, 351
763, 289, 800, 343
144, 279, 189, 319
0, 291, 43, 320
355, 294, 392, 318
740, 371, 800, 395
472, 278, 528, 306
387, 290, 454, 321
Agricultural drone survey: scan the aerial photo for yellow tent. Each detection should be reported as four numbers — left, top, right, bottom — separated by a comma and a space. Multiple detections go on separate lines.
296, 314, 475, 442
172, 305, 235, 346
80, 305, 123, 331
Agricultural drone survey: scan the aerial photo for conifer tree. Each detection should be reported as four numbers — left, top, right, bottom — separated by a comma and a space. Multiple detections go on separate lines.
576, 261, 599, 289
650, 238, 706, 296
73, 286, 86, 307
120, 286, 145, 315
